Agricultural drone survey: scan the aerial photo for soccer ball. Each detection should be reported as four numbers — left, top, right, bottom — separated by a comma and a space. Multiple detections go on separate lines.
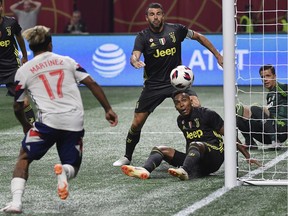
170, 65, 194, 90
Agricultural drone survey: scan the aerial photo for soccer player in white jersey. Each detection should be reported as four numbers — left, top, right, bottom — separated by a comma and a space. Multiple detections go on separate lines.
0, 25, 118, 214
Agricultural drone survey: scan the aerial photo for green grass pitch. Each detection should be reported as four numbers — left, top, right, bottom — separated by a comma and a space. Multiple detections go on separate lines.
0, 86, 287, 215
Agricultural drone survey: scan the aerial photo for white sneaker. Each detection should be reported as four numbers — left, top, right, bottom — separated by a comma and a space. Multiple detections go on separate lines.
168, 167, 189, 180
121, 165, 150, 179
54, 164, 69, 200
272, 141, 282, 148
0, 202, 22, 213
113, 157, 130, 167
266, 141, 282, 150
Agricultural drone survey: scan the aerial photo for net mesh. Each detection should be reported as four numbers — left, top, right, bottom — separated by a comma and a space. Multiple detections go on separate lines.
235, 0, 288, 185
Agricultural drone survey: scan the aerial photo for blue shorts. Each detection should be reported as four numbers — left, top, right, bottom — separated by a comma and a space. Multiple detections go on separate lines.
22, 122, 84, 167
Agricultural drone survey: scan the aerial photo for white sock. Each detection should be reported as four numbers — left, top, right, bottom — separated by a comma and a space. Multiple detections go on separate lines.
11, 177, 26, 206
62, 164, 75, 180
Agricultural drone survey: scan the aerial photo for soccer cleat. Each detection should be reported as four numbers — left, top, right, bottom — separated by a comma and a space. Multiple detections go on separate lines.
54, 164, 69, 200
270, 141, 282, 150
121, 165, 150, 179
0, 202, 22, 214
168, 167, 189, 180
113, 157, 131, 167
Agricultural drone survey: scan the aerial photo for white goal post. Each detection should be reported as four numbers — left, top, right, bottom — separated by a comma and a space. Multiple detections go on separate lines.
223, 0, 288, 187
222, 0, 237, 188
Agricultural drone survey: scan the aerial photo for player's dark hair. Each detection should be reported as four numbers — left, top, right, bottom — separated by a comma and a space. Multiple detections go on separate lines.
259, 64, 275, 75
0, 0, 2, 4
145, 3, 164, 14
29, 35, 52, 53
172, 89, 190, 99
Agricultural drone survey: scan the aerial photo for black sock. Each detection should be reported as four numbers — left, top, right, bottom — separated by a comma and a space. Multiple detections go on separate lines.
143, 147, 164, 173
251, 106, 276, 142
182, 148, 200, 175
24, 105, 35, 124
124, 128, 140, 161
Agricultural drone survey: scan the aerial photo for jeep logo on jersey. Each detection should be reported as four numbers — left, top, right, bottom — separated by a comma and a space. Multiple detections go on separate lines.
0, 40, 10, 47
92, 43, 126, 78
153, 47, 176, 58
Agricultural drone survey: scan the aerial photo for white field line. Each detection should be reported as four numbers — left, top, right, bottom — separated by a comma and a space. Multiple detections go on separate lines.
173, 150, 288, 216
173, 186, 229, 216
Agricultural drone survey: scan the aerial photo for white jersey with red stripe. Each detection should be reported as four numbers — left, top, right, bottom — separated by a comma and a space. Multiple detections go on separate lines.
15, 52, 90, 131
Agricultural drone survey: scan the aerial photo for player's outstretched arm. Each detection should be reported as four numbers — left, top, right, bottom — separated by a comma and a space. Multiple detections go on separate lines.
236, 139, 261, 167
81, 76, 118, 127
220, 126, 261, 167
191, 31, 223, 67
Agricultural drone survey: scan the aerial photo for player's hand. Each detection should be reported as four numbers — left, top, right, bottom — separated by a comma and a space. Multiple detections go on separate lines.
105, 110, 118, 127
131, 55, 145, 69
246, 158, 262, 167
133, 61, 145, 69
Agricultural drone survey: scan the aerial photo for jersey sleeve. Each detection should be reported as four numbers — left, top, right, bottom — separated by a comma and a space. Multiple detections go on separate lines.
132, 32, 145, 53
204, 108, 224, 131
14, 68, 27, 102
75, 63, 90, 82
176, 24, 188, 42
11, 17, 22, 36
65, 56, 90, 82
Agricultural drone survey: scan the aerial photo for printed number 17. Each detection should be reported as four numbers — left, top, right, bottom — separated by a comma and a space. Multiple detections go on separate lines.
38, 69, 64, 100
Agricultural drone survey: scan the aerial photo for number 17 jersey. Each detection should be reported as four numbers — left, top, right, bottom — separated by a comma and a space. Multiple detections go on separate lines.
14, 52, 90, 131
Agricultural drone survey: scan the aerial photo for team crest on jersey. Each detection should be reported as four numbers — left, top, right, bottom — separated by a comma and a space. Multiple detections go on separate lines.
181, 121, 193, 129
159, 38, 166, 45
150, 42, 156, 48
149, 38, 153, 42
169, 32, 176, 43
194, 118, 200, 128
6, 27, 12, 36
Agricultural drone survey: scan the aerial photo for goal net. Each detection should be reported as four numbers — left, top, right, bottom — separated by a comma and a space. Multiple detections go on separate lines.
235, 0, 288, 186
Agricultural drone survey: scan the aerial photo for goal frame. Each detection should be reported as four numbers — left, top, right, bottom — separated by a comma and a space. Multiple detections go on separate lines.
224, 0, 288, 187
222, 0, 237, 188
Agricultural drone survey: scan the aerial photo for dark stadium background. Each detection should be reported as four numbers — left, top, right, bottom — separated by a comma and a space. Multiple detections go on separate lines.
3, 0, 287, 33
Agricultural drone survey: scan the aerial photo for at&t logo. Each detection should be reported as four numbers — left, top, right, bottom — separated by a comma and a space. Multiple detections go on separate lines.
92, 43, 126, 78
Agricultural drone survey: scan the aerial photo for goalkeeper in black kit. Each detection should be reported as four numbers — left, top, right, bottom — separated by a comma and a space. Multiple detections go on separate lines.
121, 90, 260, 180
236, 64, 287, 149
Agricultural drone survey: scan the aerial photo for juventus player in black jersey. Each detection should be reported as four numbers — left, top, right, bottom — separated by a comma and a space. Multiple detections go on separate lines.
114, 2, 223, 166
236, 64, 287, 149
121, 90, 260, 180
0, 0, 35, 123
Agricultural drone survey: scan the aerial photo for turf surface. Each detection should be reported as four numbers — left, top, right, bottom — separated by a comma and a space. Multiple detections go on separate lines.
0, 86, 287, 215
